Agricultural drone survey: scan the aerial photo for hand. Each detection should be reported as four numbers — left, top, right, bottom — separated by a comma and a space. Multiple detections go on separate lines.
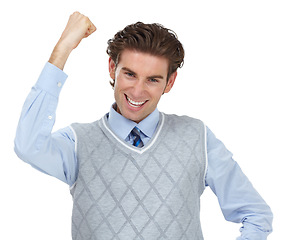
49, 12, 96, 70
59, 11, 96, 50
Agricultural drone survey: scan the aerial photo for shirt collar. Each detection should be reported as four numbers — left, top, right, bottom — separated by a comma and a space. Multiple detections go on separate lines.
108, 103, 159, 141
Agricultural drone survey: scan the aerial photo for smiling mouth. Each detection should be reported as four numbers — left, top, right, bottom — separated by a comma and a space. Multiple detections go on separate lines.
125, 94, 148, 108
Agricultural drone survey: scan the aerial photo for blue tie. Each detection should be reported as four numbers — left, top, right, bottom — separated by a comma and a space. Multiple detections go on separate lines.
131, 127, 144, 148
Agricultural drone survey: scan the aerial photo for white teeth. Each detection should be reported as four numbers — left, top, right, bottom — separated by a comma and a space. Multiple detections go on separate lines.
126, 96, 146, 107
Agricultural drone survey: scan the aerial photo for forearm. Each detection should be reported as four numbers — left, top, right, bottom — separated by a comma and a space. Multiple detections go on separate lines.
14, 63, 77, 184
48, 42, 73, 70
14, 84, 57, 157
205, 127, 273, 239
217, 162, 273, 239
14, 63, 67, 155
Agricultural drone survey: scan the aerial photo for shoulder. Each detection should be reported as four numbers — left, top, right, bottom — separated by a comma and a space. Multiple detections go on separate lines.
70, 119, 101, 138
71, 121, 98, 130
162, 112, 205, 129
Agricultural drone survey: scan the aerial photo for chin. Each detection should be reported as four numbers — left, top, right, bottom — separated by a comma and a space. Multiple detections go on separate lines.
121, 110, 143, 123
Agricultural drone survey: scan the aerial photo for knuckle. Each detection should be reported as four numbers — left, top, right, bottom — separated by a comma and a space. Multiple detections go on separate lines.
71, 11, 78, 16
84, 16, 90, 23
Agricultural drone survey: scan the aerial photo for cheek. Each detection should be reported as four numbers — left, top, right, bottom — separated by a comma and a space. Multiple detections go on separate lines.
113, 79, 122, 95
114, 74, 127, 89
113, 80, 121, 97
155, 84, 167, 96
149, 88, 164, 103
114, 79, 128, 102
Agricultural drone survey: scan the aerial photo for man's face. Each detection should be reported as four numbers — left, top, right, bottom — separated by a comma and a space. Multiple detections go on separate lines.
109, 49, 177, 123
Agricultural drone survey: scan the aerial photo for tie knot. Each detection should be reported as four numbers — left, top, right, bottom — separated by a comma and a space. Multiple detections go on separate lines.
131, 127, 144, 148
132, 127, 140, 136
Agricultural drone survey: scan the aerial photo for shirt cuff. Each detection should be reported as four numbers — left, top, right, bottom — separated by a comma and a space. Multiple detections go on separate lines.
237, 222, 272, 240
35, 62, 68, 98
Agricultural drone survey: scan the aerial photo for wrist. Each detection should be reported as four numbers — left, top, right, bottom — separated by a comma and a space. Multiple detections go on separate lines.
48, 41, 73, 70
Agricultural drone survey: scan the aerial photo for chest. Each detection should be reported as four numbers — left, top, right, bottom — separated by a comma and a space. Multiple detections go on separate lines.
73, 132, 205, 203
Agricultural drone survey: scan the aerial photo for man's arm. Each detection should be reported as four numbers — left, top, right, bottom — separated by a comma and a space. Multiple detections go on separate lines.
48, 11, 96, 70
14, 12, 96, 186
205, 127, 273, 239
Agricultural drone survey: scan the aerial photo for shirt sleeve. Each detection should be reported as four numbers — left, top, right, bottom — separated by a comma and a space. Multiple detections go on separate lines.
205, 126, 273, 239
14, 62, 78, 186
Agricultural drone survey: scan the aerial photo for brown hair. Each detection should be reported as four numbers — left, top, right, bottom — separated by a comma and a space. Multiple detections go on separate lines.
106, 22, 185, 87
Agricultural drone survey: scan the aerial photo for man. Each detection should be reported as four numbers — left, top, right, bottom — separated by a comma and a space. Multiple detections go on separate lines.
15, 12, 273, 239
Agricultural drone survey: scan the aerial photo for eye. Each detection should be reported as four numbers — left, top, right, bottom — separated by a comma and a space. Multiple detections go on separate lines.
149, 78, 159, 83
125, 72, 135, 78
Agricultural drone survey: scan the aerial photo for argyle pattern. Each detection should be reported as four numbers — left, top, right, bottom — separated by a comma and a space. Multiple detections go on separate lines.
70, 113, 206, 240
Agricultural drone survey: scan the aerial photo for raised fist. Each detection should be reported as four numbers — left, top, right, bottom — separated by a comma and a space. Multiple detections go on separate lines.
49, 12, 96, 69
59, 11, 96, 50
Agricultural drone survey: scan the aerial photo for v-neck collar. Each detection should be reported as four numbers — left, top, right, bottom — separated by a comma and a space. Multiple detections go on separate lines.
108, 104, 159, 143
101, 112, 165, 154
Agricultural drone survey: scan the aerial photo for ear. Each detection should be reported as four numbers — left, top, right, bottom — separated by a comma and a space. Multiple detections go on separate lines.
164, 71, 177, 93
108, 57, 116, 80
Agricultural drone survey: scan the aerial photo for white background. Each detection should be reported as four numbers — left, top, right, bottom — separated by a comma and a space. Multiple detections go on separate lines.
0, 0, 284, 239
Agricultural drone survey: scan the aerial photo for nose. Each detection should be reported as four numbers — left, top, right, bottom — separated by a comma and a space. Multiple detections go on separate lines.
132, 79, 146, 98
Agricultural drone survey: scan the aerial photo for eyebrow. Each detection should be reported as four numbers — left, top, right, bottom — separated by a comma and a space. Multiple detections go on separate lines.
122, 67, 164, 79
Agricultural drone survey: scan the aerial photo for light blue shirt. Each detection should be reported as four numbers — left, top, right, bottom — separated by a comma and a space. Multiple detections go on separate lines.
14, 62, 273, 239
108, 103, 159, 146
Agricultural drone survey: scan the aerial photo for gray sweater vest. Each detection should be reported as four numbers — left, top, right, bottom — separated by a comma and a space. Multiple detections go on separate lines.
70, 113, 207, 240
